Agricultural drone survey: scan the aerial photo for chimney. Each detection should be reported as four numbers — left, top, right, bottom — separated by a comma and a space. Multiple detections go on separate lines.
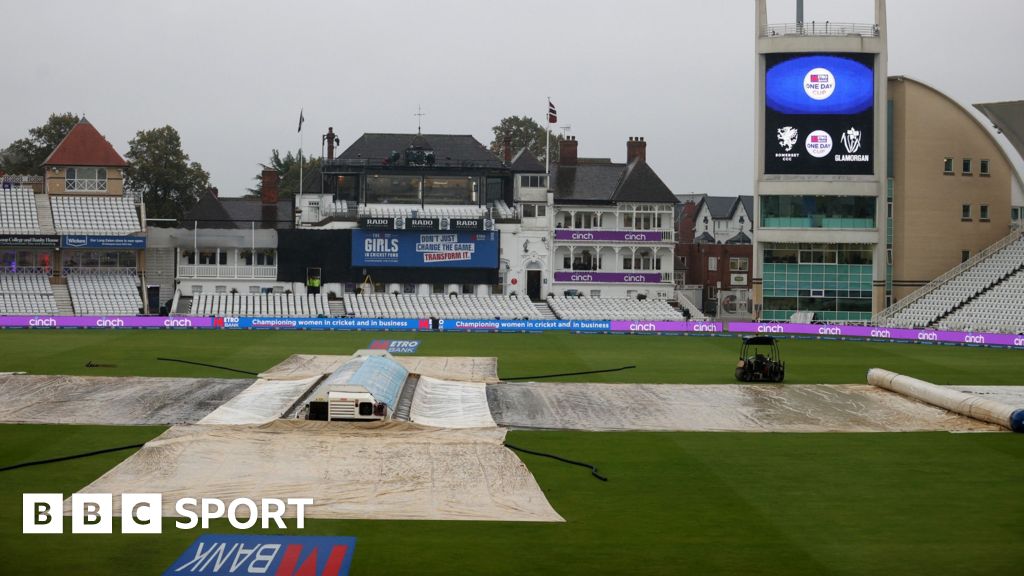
626, 136, 647, 164
208, 186, 219, 198
326, 127, 338, 160
502, 137, 512, 164
261, 169, 280, 205
559, 135, 578, 166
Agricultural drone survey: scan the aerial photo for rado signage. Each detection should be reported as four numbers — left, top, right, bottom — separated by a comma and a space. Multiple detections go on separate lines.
359, 217, 394, 230
359, 217, 485, 231
407, 218, 438, 230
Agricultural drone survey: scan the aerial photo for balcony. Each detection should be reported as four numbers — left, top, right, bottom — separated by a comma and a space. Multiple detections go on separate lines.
552, 228, 675, 243
177, 265, 277, 279
763, 22, 879, 38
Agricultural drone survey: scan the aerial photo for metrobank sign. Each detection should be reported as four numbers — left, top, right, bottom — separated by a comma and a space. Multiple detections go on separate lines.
164, 535, 356, 576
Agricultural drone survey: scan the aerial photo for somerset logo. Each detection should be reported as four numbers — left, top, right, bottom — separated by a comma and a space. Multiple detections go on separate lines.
804, 67, 835, 100
163, 534, 356, 576
805, 130, 832, 158
841, 127, 862, 153
776, 126, 798, 152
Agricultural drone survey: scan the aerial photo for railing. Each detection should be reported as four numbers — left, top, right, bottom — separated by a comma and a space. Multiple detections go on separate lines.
177, 265, 278, 279
763, 22, 879, 38
873, 227, 1024, 323
62, 266, 138, 276
0, 266, 52, 276
65, 178, 108, 192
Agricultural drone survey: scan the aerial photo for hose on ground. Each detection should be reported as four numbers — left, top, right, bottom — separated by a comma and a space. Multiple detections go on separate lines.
504, 442, 608, 482
0, 444, 145, 473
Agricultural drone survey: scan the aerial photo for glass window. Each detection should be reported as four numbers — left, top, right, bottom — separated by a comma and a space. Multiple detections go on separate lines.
199, 251, 217, 265
980, 205, 989, 220
961, 204, 971, 220
100, 252, 118, 267
461, 284, 474, 294
522, 204, 535, 217
980, 159, 990, 176
403, 283, 416, 294
961, 250, 970, 263
119, 252, 137, 267
623, 257, 632, 270
218, 251, 228, 265
943, 157, 954, 174
424, 176, 476, 205
708, 257, 718, 271
962, 158, 972, 174
240, 250, 253, 265
182, 250, 196, 265
729, 257, 749, 272
432, 283, 444, 294
1012, 208, 1020, 221
536, 205, 546, 217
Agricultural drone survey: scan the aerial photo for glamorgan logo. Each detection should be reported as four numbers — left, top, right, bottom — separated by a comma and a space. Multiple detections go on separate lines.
804, 67, 835, 100
776, 126, 798, 152
836, 127, 870, 162
163, 534, 355, 576
805, 130, 832, 158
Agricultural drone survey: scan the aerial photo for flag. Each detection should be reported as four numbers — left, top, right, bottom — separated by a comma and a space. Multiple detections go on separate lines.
297, 108, 305, 133
547, 100, 557, 124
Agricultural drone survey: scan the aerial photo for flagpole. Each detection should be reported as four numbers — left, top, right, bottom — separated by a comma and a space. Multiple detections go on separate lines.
545, 97, 551, 176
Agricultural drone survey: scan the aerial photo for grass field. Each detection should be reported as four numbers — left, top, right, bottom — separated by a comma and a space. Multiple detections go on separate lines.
0, 330, 1022, 575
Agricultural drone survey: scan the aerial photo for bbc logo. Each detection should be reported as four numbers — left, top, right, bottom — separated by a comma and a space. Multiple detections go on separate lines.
23, 493, 162, 534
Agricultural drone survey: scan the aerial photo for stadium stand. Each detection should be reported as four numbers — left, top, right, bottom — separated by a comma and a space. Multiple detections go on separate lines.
0, 272, 57, 315
189, 292, 330, 317
66, 270, 143, 315
342, 293, 540, 319
50, 195, 141, 235
937, 270, 1024, 334
547, 296, 686, 321
0, 187, 42, 233
880, 233, 1024, 330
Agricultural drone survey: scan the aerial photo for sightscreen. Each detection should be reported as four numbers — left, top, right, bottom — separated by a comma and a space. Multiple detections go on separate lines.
764, 53, 875, 175
352, 230, 499, 269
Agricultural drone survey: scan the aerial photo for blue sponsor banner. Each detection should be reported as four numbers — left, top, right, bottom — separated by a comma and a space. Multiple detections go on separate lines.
352, 230, 498, 268
163, 534, 355, 576
438, 319, 611, 332
217, 317, 428, 331
765, 53, 874, 115
61, 235, 147, 249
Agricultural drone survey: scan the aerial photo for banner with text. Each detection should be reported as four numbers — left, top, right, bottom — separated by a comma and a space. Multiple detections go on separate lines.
0, 316, 211, 328
553, 271, 664, 283
352, 230, 498, 268
727, 322, 1024, 348
553, 230, 665, 242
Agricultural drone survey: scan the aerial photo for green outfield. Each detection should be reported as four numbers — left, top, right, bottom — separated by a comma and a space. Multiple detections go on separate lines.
0, 331, 1022, 575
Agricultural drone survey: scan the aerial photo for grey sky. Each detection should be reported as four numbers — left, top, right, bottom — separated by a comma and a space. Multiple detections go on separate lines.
3, 0, 1022, 198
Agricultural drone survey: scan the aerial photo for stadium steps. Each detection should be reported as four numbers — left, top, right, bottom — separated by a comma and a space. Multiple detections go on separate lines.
175, 296, 193, 315
34, 194, 55, 234
51, 284, 74, 315
929, 263, 1024, 328
392, 374, 420, 421
328, 300, 346, 318
533, 301, 558, 320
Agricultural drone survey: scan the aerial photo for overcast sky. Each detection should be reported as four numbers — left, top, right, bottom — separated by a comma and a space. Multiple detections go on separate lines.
3, 0, 1022, 198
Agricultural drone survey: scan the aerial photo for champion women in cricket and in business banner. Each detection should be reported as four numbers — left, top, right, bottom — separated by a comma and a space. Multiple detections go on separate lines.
764, 53, 875, 175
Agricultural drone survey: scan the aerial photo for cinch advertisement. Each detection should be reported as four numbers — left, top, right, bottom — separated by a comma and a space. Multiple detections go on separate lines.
351, 230, 498, 269
764, 53, 875, 175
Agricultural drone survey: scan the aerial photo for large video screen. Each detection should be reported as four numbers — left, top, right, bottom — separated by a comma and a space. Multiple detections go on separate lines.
764, 53, 874, 175
352, 230, 499, 269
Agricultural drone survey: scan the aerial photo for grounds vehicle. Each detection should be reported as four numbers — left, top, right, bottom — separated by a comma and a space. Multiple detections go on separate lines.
735, 336, 785, 382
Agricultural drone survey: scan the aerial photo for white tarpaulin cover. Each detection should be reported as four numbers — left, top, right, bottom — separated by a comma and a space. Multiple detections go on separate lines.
410, 376, 497, 429
198, 376, 322, 425
260, 355, 499, 383
487, 382, 1003, 432
71, 420, 564, 523
0, 374, 253, 425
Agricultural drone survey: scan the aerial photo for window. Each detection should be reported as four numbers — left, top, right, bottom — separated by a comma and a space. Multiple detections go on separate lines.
403, 283, 416, 294
256, 250, 275, 266
622, 257, 632, 270
708, 257, 718, 272
522, 204, 535, 217
199, 251, 216, 265
520, 174, 547, 188
887, 201, 892, 219
961, 204, 971, 220
961, 250, 970, 263
980, 205, 989, 221
1013, 207, 1020, 221
461, 284, 474, 294
979, 159, 990, 176
962, 158, 972, 175
536, 205, 546, 217
886, 249, 893, 265
943, 157, 954, 174
218, 251, 227, 265
240, 250, 253, 266
432, 283, 445, 294
729, 257, 749, 272
65, 167, 108, 191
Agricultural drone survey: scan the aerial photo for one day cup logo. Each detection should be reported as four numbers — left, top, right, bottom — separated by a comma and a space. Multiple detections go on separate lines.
805, 130, 833, 158
803, 67, 835, 100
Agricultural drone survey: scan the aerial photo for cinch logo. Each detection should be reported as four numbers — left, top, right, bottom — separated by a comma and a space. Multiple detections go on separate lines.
964, 334, 985, 344
805, 130, 832, 158
917, 332, 938, 341
692, 323, 718, 332
1014, 337, 1024, 347
757, 325, 784, 333
870, 329, 890, 338
622, 275, 647, 283
164, 534, 356, 576
29, 317, 56, 327
629, 323, 656, 331
96, 318, 125, 327
622, 233, 650, 241
570, 232, 594, 240
818, 326, 841, 335
804, 67, 835, 100
164, 318, 193, 327
570, 274, 592, 282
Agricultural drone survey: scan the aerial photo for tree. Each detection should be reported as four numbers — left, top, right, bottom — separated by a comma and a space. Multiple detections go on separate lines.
0, 113, 81, 175
124, 126, 210, 220
489, 116, 561, 166
247, 149, 321, 199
